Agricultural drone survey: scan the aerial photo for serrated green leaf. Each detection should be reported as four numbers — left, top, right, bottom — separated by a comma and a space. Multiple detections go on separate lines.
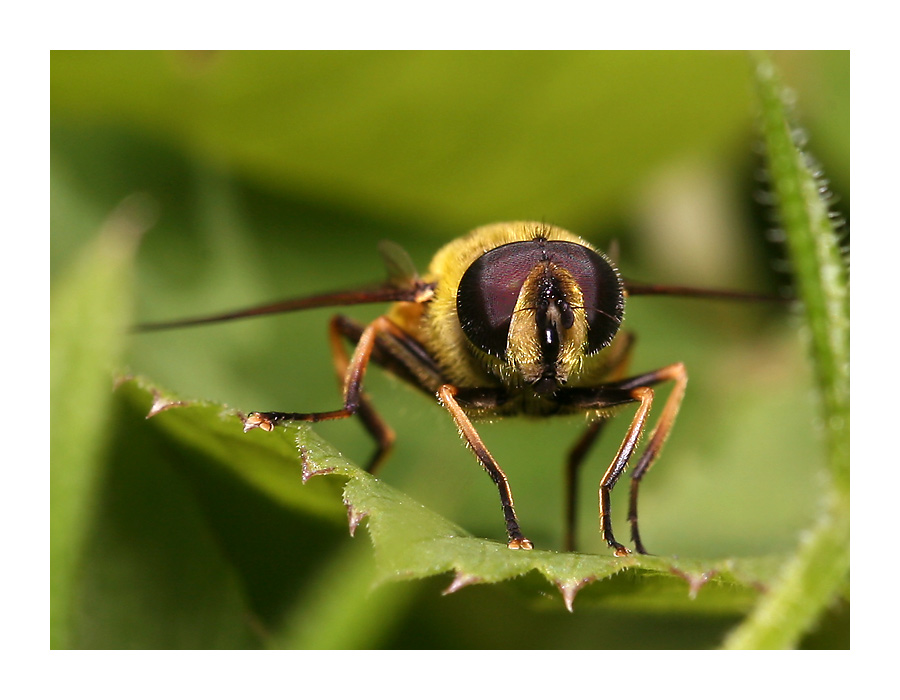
129, 379, 782, 614
298, 425, 784, 612
117, 377, 346, 520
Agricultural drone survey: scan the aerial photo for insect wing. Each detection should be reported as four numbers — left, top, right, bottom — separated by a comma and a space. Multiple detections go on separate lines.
378, 240, 420, 289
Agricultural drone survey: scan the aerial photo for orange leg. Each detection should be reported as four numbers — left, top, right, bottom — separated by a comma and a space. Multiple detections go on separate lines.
625, 362, 688, 554
595, 363, 688, 555
438, 384, 532, 550
557, 361, 687, 555
244, 316, 387, 454
326, 316, 395, 473
597, 386, 655, 555
563, 332, 634, 551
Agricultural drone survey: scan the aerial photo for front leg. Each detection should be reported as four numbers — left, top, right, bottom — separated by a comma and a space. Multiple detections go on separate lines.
438, 385, 532, 550
243, 317, 384, 432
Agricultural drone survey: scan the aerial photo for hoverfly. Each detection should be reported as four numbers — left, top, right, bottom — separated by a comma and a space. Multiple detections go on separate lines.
139, 221, 778, 555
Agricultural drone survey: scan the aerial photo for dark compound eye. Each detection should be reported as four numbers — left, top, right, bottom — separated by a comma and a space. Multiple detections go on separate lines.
456, 238, 625, 359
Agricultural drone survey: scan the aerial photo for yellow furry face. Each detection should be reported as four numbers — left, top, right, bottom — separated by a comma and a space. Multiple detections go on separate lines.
505, 260, 589, 387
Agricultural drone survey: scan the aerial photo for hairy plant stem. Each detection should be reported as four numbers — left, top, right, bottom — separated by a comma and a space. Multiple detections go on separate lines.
724, 53, 849, 650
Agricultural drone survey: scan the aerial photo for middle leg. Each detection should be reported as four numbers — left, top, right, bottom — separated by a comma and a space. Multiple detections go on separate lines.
558, 361, 687, 555
563, 332, 634, 551
564, 417, 609, 552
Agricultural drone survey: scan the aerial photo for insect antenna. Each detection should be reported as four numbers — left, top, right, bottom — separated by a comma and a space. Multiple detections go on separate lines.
623, 280, 789, 303
135, 241, 433, 333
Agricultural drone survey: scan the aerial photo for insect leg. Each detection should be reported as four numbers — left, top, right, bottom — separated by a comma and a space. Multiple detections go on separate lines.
243, 316, 387, 431
559, 362, 687, 555
563, 332, 634, 551
564, 418, 609, 552
246, 313, 450, 473
596, 387, 654, 556
326, 313, 450, 473
437, 384, 532, 550
616, 362, 688, 554
328, 315, 394, 474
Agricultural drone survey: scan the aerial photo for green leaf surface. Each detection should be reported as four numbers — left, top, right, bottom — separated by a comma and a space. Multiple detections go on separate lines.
122, 378, 345, 520
72, 401, 256, 649
49, 198, 149, 649
50, 51, 758, 231
126, 379, 781, 614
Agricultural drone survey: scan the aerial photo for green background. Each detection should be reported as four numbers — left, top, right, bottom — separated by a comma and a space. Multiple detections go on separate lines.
50, 50, 849, 649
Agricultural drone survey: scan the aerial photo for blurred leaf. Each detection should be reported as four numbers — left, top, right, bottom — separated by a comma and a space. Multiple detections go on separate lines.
50, 51, 757, 230
71, 399, 256, 649
50, 197, 150, 648
275, 537, 414, 650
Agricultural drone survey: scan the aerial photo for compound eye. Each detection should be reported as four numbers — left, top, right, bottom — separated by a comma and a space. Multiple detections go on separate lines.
457, 241, 544, 358
549, 242, 624, 353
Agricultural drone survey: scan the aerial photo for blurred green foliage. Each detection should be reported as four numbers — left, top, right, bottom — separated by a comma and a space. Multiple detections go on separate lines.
50, 50, 848, 649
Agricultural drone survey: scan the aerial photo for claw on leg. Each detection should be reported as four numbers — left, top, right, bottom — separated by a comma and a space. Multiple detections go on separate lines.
508, 537, 534, 550
243, 412, 274, 432
612, 544, 631, 557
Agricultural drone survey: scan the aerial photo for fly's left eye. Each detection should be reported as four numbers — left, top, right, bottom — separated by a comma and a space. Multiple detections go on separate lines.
456, 241, 540, 358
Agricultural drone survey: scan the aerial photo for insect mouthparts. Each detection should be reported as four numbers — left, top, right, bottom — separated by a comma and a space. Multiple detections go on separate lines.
532, 375, 561, 395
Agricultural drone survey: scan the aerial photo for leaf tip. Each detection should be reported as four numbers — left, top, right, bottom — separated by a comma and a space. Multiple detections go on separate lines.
146, 389, 187, 418
443, 572, 482, 595
555, 578, 595, 613
299, 446, 336, 484
342, 495, 368, 537
669, 566, 717, 600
